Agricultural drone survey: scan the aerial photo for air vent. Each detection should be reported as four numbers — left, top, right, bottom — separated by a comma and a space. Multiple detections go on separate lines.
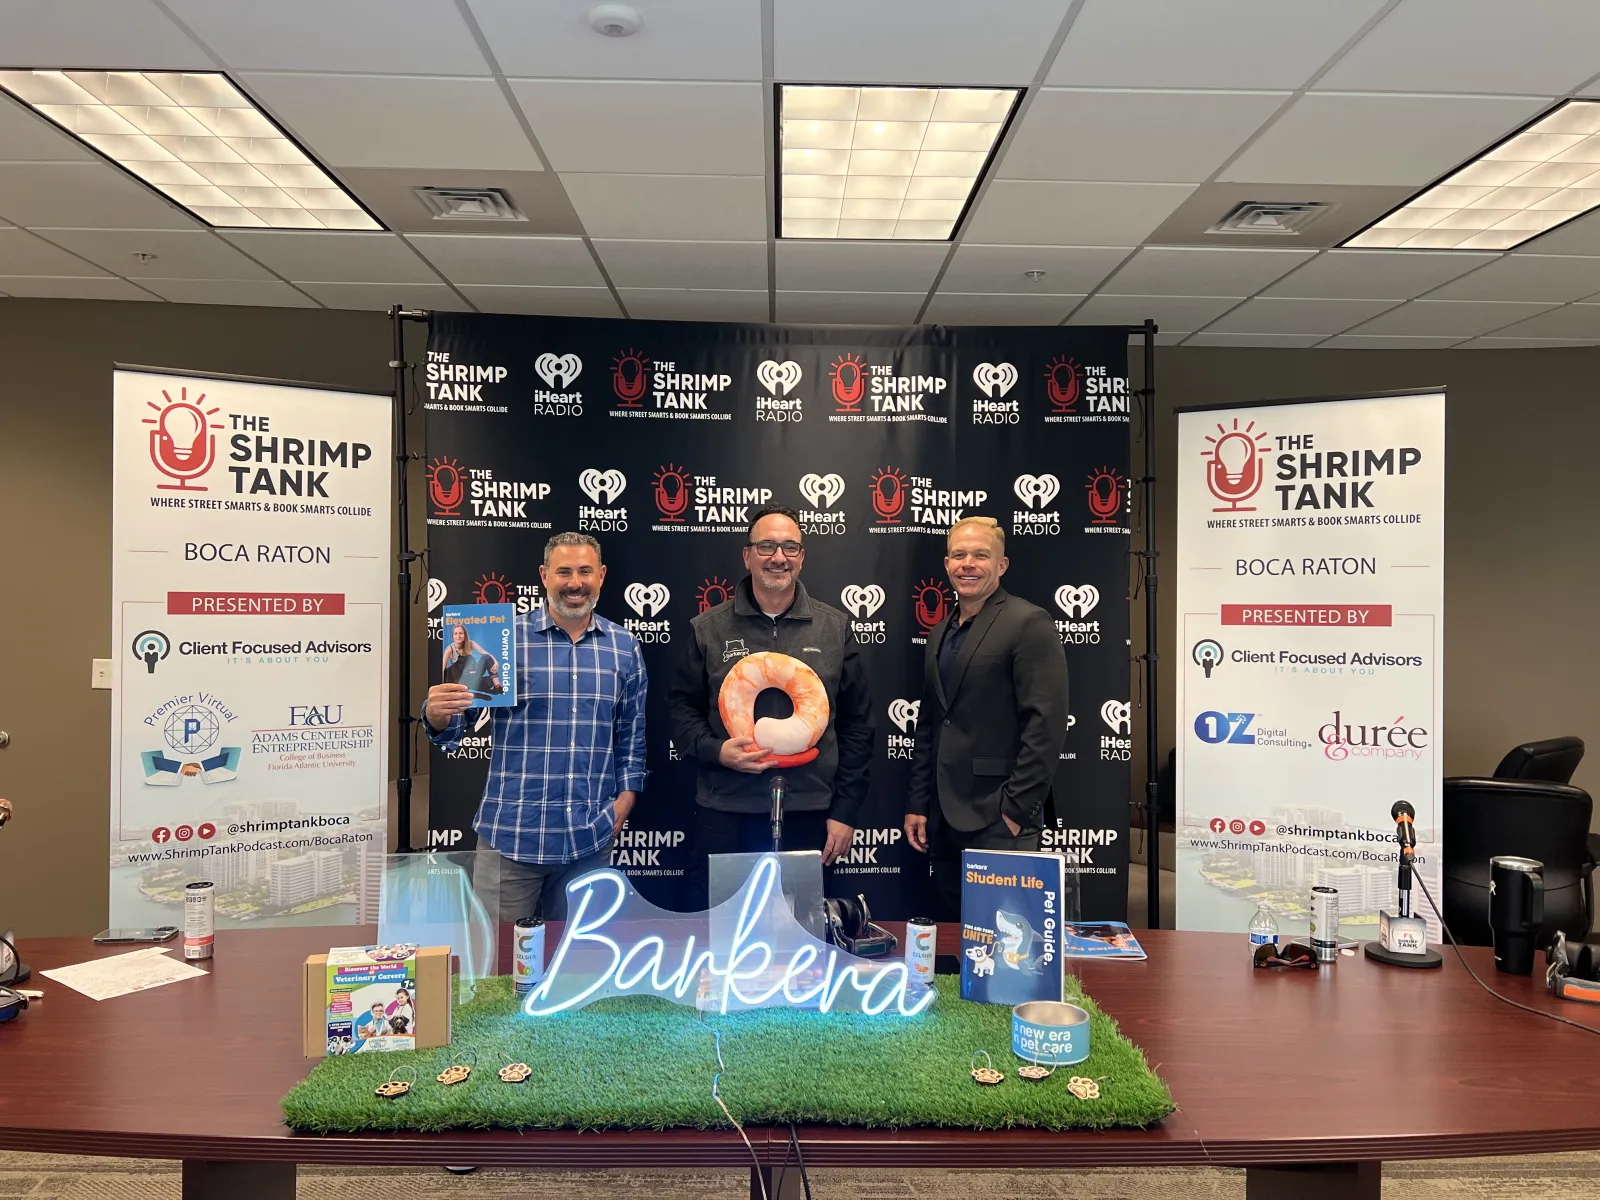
413, 187, 526, 222
1209, 201, 1330, 236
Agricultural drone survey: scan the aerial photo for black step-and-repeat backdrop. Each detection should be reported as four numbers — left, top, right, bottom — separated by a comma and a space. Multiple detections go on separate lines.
423, 312, 1133, 918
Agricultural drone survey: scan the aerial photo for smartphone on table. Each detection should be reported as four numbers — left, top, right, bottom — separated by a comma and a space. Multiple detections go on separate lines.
93, 926, 179, 944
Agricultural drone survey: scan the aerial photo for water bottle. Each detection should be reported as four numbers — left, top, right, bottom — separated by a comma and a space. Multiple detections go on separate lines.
1248, 901, 1278, 958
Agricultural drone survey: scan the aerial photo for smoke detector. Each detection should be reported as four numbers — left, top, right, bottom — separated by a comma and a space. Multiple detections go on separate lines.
1208, 201, 1331, 236
588, 4, 642, 36
413, 187, 526, 222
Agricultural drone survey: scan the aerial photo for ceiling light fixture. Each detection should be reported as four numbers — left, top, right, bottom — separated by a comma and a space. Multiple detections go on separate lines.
0, 70, 380, 231
778, 84, 1020, 241
1344, 99, 1600, 251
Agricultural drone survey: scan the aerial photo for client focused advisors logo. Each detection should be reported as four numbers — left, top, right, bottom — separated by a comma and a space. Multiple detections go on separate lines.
1193, 638, 1223, 678
841, 583, 887, 644
1085, 466, 1130, 533
1100, 699, 1131, 761
426, 456, 465, 516
911, 578, 952, 643
611, 347, 649, 408
756, 360, 804, 423
798, 472, 846, 535
696, 576, 734, 614
139, 692, 241, 787
578, 467, 629, 532
535, 353, 582, 389
1012, 473, 1061, 537
1053, 585, 1101, 645
971, 362, 1019, 425
143, 387, 223, 491
830, 353, 866, 412
622, 583, 671, 644
1202, 417, 1271, 513
132, 629, 172, 674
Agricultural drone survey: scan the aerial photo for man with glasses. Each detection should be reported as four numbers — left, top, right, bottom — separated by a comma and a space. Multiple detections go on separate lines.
669, 503, 874, 903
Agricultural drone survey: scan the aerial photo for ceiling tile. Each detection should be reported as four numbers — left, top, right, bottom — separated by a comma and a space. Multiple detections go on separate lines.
1144, 181, 1413, 249
164, 0, 488, 73
1219, 93, 1550, 186
923, 293, 1082, 324
1424, 255, 1600, 303
1183, 332, 1327, 347
0, 0, 215, 68
1203, 296, 1398, 335
940, 245, 1128, 294
619, 288, 769, 322
964, 181, 1195, 246
775, 0, 1070, 85
130, 278, 319, 307
0, 93, 92, 162
1463, 335, 1600, 348
562, 174, 766, 240
33, 229, 273, 280
1316, 0, 1600, 95
1069, 294, 1244, 329
775, 241, 947, 292
1101, 247, 1312, 296
1317, 335, 1466, 349
293, 281, 465, 311
1481, 303, 1600, 339
999, 89, 1286, 183
511, 81, 764, 175
1262, 249, 1499, 299
457, 284, 621, 317
221, 231, 439, 283
1050, 1, 1387, 89
1512, 211, 1600, 256
0, 162, 196, 230
407, 234, 601, 287
0, 275, 159, 300
469, 0, 763, 80
594, 240, 766, 290
237, 74, 540, 171
339, 168, 581, 236
1344, 299, 1561, 337
775, 291, 926, 324
0, 228, 110, 277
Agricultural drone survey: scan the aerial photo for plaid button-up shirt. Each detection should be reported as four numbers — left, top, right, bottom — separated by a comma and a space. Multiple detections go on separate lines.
427, 607, 648, 864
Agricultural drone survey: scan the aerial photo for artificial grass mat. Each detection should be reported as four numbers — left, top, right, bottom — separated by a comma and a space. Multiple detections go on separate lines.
282, 975, 1174, 1134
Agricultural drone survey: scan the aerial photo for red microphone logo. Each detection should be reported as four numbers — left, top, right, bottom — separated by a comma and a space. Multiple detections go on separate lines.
870, 465, 907, 523
1202, 418, 1271, 512
696, 576, 733, 614
143, 388, 222, 491
830, 353, 866, 412
612, 348, 649, 407
1045, 355, 1080, 413
472, 572, 513, 604
913, 578, 951, 634
426, 456, 464, 516
1086, 466, 1125, 525
653, 463, 691, 522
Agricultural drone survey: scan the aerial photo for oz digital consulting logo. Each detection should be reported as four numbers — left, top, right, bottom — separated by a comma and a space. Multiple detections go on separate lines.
132, 629, 171, 674
143, 386, 223, 492
1202, 417, 1271, 513
1193, 639, 1223, 678
1194, 710, 1256, 744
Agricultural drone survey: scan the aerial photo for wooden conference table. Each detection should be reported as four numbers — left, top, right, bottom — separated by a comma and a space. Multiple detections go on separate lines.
4, 925, 1600, 1200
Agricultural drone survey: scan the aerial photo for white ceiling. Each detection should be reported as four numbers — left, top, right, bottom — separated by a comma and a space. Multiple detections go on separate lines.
3, 0, 1600, 346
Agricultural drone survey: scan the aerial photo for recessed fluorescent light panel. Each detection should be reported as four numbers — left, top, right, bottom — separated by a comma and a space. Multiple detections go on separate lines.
0, 70, 379, 230
779, 84, 1020, 240
1345, 99, 1600, 251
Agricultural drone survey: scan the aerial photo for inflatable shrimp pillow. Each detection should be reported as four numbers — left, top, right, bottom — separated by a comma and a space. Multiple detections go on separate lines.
718, 651, 830, 767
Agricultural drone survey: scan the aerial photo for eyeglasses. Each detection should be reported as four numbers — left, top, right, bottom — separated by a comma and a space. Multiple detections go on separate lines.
748, 540, 804, 558
1253, 942, 1317, 969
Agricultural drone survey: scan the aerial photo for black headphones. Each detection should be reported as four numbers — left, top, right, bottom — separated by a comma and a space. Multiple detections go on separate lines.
1546, 931, 1600, 1004
824, 894, 874, 944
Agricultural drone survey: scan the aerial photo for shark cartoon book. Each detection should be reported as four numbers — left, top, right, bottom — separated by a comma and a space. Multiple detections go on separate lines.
959, 849, 1066, 1006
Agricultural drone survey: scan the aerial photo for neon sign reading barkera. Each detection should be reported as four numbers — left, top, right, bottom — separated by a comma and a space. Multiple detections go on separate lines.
524, 855, 935, 1017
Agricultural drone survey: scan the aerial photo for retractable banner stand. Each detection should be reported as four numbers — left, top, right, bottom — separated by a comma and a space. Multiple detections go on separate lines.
110, 368, 391, 928
423, 313, 1134, 918
1174, 390, 1445, 938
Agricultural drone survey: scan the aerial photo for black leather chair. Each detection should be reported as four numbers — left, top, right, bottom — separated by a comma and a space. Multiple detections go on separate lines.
1492, 737, 1585, 785
1442, 778, 1595, 947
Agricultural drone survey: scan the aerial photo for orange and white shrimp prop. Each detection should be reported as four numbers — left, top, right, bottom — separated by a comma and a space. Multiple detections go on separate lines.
718, 652, 830, 767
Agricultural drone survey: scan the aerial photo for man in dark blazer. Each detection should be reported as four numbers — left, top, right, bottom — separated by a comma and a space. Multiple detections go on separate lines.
905, 517, 1070, 921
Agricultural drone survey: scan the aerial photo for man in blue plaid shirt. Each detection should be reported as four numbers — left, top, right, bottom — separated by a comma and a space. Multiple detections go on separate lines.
424, 532, 647, 921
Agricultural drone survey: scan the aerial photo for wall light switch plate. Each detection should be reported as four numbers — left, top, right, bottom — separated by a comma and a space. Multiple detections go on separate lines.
92, 659, 113, 690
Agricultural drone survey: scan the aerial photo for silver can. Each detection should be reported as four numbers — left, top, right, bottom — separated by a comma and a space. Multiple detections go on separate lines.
1309, 885, 1339, 962
905, 916, 936, 983
183, 880, 215, 960
514, 917, 546, 1002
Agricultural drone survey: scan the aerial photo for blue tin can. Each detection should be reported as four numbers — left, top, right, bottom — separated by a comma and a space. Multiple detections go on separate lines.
1012, 1000, 1091, 1065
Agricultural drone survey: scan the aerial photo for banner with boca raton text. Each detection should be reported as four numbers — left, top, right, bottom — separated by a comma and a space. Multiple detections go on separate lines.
1175, 390, 1445, 938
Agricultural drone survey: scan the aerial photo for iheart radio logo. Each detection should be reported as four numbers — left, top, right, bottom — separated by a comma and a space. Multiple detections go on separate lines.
535, 352, 582, 389
972, 362, 1018, 398
427, 579, 448, 612
887, 698, 920, 733
1100, 700, 1131, 734
799, 472, 845, 509
1202, 417, 1271, 513
830, 353, 866, 412
1054, 584, 1099, 618
143, 387, 223, 492
1045, 355, 1080, 413
623, 583, 669, 618
612, 348, 649, 407
870, 466, 907, 523
840, 584, 886, 618
757, 360, 803, 397
578, 468, 626, 505
426, 456, 465, 516
1013, 473, 1060, 509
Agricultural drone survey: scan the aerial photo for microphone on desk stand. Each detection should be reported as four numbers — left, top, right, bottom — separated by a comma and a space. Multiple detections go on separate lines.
1363, 800, 1443, 969
0, 799, 29, 989
769, 776, 786, 853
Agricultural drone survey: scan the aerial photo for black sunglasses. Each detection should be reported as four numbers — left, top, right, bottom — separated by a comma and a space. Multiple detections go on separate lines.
1253, 942, 1317, 969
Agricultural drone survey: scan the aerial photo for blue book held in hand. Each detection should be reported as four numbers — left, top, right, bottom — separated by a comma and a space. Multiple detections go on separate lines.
960, 849, 1066, 1006
441, 604, 517, 708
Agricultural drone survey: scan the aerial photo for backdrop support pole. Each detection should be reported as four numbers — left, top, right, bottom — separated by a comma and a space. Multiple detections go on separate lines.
1139, 319, 1161, 928
390, 306, 429, 854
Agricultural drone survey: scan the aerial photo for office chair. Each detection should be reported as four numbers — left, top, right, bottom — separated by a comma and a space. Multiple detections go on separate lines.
1492, 737, 1585, 785
1443, 778, 1595, 947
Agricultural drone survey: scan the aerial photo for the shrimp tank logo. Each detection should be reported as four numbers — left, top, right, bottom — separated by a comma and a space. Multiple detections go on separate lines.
718, 651, 829, 768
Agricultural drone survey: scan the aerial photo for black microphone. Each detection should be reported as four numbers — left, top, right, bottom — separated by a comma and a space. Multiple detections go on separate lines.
1391, 800, 1416, 853
769, 775, 787, 853
0, 799, 11, 829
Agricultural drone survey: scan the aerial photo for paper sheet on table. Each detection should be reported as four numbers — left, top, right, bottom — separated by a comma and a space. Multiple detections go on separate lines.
40, 946, 208, 1001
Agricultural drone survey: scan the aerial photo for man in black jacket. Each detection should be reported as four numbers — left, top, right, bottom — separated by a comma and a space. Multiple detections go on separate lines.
905, 516, 1070, 921
669, 504, 874, 903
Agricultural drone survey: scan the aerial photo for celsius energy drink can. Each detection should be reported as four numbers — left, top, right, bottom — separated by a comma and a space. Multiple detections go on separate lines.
184, 880, 215, 960
905, 916, 936, 983
1310, 885, 1340, 963
514, 917, 546, 1002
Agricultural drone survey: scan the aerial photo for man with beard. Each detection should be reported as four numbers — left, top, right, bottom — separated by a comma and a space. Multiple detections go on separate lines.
669, 504, 873, 904
425, 532, 647, 921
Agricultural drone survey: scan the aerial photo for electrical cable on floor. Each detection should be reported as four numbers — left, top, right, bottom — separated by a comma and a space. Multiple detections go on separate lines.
1412, 870, 1600, 1039
788, 1122, 814, 1200
700, 1018, 768, 1200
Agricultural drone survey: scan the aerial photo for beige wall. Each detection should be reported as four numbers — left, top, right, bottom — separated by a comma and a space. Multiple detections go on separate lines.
0, 299, 1595, 935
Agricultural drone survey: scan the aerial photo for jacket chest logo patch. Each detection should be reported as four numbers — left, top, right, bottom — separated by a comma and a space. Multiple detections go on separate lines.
802, 646, 822, 654
722, 638, 749, 662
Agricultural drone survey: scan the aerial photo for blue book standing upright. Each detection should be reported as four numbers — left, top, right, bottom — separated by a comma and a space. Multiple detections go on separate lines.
960, 849, 1066, 1006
